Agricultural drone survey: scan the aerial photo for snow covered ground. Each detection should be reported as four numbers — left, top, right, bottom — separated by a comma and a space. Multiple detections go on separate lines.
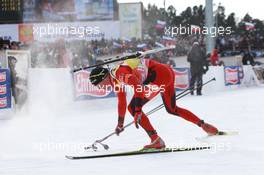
0, 69, 264, 175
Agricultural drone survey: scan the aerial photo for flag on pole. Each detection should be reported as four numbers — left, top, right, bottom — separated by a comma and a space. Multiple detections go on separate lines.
244, 22, 255, 31
155, 20, 166, 30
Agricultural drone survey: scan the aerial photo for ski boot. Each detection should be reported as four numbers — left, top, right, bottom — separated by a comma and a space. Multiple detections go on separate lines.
143, 137, 166, 150
198, 120, 219, 135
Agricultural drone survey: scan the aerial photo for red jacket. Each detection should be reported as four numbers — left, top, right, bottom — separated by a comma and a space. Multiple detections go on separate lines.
210, 49, 219, 66
110, 59, 159, 117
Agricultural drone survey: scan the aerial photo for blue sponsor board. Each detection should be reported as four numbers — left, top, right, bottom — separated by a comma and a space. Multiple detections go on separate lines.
224, 66, 241, 86
0, 69, 11, 109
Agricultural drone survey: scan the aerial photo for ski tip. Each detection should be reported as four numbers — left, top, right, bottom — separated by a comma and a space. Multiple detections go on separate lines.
217, 131, 226, 135
65, 155, 75, 160
217, 131, 239, 136
196, 131, 239, 142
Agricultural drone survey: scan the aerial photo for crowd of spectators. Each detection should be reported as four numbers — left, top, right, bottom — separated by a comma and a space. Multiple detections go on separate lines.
1, 33, 264, 69
216, 34, 264, 56
1, 37, 190, 69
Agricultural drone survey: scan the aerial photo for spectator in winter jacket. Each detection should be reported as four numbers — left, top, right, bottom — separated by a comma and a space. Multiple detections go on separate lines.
242, 50, 256, 66
210, 47, 224, 66
187, 42, 208, 96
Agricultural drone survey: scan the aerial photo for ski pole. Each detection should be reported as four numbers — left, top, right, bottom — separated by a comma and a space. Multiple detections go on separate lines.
85, 77, 216, 151
146, 77, 216, 115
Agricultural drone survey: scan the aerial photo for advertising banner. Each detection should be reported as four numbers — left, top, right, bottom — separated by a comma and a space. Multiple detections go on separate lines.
0, 69, 11, 109
173, 68, 190, 91
224, 66, 241, 86
19, 24, 34, 42
23, 0, 114, 22
0, 51, 8, 69
73, 67, 191, 100
119, 3, 142, 39
73, 70, 114, 100
6, 50, 31, 106
0, 24, 19, 41
75, 0, 114, 20
252, 66, 264, 84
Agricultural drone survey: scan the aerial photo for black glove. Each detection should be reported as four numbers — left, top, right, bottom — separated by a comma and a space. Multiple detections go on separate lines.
203, 60, 209, 74
115, 125, 124, 136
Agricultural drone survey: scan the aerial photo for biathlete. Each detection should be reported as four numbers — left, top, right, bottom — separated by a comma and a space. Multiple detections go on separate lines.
89, 56, 219, 149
